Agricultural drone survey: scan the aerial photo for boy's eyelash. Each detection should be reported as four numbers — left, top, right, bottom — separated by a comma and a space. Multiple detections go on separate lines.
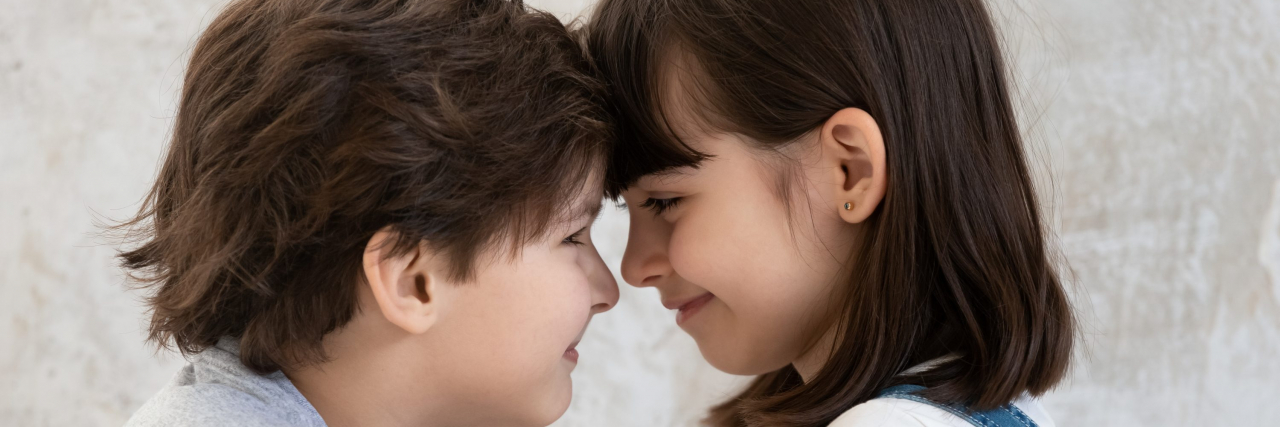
639, 197, 682, 215
562, 227, 587, 246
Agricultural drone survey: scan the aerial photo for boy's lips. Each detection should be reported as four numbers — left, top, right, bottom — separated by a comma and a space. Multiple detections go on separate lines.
563, 346, 579, 363
664, 292, 715, 325
563, 320, 589, 364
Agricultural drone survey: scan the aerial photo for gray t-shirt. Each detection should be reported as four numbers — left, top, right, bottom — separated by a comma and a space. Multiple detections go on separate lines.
126, 337, 327, 427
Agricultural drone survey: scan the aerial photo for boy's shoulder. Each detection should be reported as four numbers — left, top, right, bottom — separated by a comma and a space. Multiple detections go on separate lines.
126, 339, 325, 427
126, 380, 293, 427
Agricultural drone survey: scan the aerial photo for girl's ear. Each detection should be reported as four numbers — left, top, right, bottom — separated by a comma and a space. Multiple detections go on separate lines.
820, 108, 888, 224
362, 227, 452, 334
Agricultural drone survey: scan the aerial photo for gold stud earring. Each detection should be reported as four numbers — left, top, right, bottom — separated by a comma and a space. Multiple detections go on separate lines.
844, 202, 854, 211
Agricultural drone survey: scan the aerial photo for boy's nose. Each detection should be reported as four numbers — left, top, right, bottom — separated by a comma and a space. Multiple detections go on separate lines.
589, 251, 619, 314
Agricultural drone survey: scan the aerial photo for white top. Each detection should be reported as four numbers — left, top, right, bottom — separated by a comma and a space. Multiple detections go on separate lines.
126, 338, 326, 427
828, 394, 1055, 427
829, 357, 1056, 427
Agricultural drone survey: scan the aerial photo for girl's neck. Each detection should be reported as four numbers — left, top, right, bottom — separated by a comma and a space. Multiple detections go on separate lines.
792, 323, 841, 383
792, 321, 964, 384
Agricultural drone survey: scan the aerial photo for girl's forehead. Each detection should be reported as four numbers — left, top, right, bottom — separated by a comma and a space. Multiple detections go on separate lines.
655, 47, 725, 140
636, 166, 700, 188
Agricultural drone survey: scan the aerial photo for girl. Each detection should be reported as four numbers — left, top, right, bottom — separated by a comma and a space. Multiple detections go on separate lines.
587, 0, 1074, 426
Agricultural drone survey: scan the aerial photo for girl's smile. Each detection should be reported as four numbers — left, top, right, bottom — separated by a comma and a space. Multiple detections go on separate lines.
665, 292, 715, 326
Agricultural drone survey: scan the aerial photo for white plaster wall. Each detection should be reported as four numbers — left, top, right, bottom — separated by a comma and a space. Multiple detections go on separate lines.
1, 0, 1276, 426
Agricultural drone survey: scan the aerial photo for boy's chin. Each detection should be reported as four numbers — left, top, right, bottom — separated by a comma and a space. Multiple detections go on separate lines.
519, 371, 573, 427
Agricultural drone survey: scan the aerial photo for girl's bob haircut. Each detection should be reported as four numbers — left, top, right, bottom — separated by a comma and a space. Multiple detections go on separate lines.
587, 0, 1075, 425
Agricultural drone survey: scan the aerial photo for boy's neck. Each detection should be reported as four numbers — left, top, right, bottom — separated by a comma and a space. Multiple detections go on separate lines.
284, 313, 451, 427
286, 364, 396, 427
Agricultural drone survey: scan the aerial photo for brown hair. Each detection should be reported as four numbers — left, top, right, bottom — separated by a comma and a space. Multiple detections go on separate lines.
115, 0, 610, 374
587, 0, 1074, 425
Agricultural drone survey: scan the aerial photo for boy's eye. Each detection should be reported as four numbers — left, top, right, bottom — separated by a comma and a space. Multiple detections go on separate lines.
562, 227, 587, 246
639, 197, 682, 215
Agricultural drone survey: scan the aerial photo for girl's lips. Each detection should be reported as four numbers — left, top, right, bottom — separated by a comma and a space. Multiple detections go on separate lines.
675, 293, 714, 326
563, 347, 579, 363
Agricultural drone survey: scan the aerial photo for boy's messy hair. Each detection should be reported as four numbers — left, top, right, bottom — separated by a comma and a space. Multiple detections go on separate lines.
589, 0, 1073, 425
116, 0, 609, 374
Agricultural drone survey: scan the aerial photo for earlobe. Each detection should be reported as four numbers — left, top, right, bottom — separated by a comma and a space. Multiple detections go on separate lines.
362, 228, 443, 335
821, 108, 888, 224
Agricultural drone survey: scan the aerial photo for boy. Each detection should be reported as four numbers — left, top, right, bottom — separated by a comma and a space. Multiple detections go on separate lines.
120, 0, 618, 425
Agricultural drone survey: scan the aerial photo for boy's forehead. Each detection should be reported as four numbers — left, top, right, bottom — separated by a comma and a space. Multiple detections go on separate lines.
574, 198, 604, 221
565, 179, 606, 221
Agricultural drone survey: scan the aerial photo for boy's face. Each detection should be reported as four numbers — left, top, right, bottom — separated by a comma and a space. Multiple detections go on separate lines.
428, 176, 618, 425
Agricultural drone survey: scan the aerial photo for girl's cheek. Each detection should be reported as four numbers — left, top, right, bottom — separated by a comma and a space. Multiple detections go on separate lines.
668, 218, 734, 293
666, 222, 703, 278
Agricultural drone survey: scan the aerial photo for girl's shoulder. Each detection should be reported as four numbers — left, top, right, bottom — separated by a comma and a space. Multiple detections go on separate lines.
828, 395, 1056, 427
827, 397, 958, 427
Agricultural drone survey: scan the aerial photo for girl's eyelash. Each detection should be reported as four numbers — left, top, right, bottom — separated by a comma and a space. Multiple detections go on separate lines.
639, 197, 682, 215
562, 227, 587, 246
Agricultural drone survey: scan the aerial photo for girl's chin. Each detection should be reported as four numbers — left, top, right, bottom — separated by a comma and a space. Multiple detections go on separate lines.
694, 337, 787, 376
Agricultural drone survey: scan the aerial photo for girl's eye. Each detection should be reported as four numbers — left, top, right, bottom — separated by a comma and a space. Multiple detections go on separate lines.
562, 227, 587, 246
639, 197, 682, 215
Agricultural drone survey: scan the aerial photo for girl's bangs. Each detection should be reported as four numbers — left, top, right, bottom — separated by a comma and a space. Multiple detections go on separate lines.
587, 1, 708, 197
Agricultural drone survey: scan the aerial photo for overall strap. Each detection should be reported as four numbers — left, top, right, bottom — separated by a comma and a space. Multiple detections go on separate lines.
875, 385, 1038, 427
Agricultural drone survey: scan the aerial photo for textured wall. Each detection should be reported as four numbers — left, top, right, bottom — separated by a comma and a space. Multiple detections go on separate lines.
1, 0, 1276, 426
994, 1, 1280, 425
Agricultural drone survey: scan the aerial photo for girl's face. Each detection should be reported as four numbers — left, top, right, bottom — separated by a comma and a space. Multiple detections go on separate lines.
619, 125, 859, 377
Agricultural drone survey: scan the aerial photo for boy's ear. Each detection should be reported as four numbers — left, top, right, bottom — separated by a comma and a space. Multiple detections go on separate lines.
362, 227, 451, 335
820, 108, 888, 224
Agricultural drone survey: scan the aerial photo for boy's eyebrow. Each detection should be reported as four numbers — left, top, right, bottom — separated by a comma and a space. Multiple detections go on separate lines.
572, 199, 605, 223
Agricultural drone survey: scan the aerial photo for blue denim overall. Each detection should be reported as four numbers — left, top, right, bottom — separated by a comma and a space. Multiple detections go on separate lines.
875, 385, 1039, 427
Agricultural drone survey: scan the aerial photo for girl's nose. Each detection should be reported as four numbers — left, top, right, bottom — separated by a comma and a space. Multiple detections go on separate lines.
620, 212, 674, 289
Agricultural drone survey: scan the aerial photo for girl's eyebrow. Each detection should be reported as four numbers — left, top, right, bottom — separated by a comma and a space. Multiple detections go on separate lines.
654, 165, 699, 177
638, 166, 698, 186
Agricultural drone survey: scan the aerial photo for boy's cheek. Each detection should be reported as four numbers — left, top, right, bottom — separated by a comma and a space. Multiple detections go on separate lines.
508, 261, 593, 349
